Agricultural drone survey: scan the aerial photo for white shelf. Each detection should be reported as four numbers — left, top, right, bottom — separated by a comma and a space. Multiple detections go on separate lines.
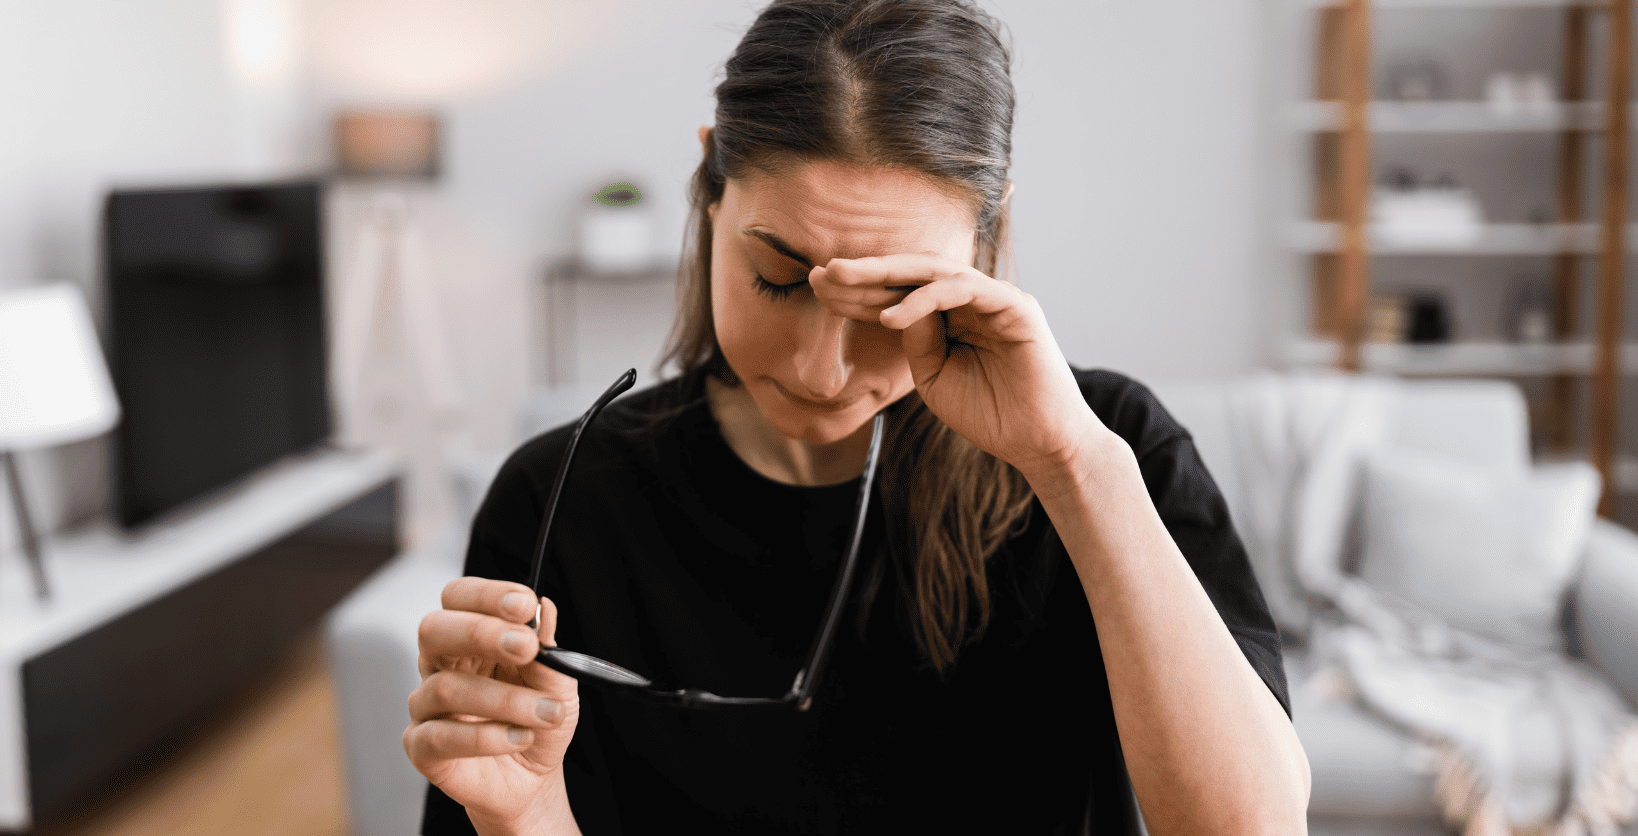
0, 446, 401, 830
0, 446, 401, 661
1285, 220, 1610, 254
1288, 100, 1606, 133
1283, 338, 1638, 375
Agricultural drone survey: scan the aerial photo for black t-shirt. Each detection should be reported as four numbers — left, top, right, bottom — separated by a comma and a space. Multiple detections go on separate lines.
421, 365, 1290, 835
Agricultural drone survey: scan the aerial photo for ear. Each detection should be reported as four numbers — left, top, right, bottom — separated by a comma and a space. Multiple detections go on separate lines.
698, 125, 719, 220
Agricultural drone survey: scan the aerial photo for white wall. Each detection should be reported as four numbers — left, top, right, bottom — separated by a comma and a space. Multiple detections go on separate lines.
0, 0, 318, 538
999, 0, 1272, 381
0, 0, 1274, 542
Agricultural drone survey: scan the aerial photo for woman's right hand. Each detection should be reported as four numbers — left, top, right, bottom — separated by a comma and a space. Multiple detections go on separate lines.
404, 577, 581, 832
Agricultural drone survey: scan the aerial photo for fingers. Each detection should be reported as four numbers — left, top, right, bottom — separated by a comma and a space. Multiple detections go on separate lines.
515, 596, 582, 696
404, 717, 536, 766
809, 265, 920, 320
410, 668, 567, 728
536, 595, 560, 648
812, 254, 1035, 340
441, 576, 539, 624
879, 272, 1028, 331
419, 607, 543, 674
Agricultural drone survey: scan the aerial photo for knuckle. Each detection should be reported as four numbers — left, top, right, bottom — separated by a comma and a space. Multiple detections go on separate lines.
403, 724, 420, 761
440, 576, 473, 608
417, 612, 443, 647
425, 673, 466, 716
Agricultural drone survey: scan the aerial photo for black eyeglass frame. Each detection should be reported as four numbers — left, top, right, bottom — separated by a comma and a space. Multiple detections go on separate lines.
523, 368, 885, 711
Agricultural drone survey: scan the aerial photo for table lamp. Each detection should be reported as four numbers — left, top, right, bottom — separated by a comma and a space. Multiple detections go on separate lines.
0, 282, 121, 600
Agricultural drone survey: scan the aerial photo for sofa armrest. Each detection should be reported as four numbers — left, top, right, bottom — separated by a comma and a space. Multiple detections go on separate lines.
1573, 518, 1638, 712
323, 523, 465, 836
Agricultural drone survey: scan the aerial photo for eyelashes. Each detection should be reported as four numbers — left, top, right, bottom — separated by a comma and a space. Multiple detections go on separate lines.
752, 273, 806, 300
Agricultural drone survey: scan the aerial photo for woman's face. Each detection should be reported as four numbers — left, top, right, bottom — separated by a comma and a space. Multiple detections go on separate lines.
707, 154, 979, 445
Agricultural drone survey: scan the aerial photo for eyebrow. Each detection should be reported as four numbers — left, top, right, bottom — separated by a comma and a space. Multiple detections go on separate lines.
742, 228, 815, 271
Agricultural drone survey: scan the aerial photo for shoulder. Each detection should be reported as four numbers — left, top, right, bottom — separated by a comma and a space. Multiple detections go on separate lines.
1069, 365, 1191, 462
461, 369, 706, 584
476, 370, 705, 532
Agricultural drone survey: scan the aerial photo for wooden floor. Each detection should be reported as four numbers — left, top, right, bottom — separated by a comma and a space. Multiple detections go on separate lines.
31, 629, 352, 836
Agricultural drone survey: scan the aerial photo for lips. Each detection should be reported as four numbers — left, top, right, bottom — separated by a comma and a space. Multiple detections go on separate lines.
769, 379, 862, 412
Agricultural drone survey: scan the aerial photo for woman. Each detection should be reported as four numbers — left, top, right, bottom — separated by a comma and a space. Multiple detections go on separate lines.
406, 1, 1310, 833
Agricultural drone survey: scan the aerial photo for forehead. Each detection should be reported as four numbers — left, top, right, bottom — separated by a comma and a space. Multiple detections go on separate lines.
726, 160, 976, 261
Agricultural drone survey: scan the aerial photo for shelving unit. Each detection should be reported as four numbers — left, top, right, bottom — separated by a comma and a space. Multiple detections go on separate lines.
1276, 0, 1634, 515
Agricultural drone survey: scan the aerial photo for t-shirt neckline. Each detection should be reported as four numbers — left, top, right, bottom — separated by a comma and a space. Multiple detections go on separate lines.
682, 368, 867, 495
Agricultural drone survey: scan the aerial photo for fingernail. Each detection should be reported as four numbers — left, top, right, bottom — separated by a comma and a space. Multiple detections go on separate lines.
501, 592, 528, 614
500, 631, 532, 657
534, 699, 560, 723
882, 304, 901, 317
507, 726, 532, 745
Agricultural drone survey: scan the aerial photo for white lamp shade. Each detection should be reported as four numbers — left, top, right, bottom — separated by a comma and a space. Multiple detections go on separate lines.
0, 282, 121, 449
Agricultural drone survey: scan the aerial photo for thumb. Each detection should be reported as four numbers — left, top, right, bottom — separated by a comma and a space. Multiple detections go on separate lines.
519, 596, 579, 698
897, 308, 948, 386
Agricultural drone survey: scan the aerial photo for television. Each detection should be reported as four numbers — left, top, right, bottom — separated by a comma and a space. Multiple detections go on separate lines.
103, 181, 332, 531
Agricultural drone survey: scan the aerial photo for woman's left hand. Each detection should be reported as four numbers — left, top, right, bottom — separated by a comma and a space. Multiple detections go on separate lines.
809, 252, 1105, 481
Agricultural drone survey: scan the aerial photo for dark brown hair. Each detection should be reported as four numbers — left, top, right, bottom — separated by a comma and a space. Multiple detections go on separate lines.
659, 0, 1033, 674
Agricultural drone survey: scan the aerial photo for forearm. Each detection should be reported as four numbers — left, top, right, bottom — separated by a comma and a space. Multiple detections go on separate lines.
1025, 425, 1310, 836
466, 773, 584, 836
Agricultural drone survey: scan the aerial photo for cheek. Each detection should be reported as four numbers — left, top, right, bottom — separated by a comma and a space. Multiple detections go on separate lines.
710, 267, 795, 373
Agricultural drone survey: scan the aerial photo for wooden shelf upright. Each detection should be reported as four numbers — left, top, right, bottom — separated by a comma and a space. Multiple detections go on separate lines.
1593, 0, 1633, 516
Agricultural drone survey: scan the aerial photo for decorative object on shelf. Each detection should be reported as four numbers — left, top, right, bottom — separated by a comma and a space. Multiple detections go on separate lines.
577, 179, 659, 275
0, 282, 122, 601
1365, 292, 1407, 344
1384, 52, 1448, 102
1486, 71, 1557, 119
1406, 291, 1452, 345
1370, 168, 1485, 249
1504, 274, 1555, 347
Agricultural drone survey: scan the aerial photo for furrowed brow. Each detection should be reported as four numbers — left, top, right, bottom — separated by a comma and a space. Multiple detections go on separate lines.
742, 228, 814, 271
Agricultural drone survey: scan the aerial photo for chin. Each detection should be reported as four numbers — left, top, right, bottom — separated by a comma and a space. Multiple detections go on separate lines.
759, 394, 878, 445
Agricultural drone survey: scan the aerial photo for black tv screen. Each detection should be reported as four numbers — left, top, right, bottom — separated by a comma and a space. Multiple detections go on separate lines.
103, 181, 332, 530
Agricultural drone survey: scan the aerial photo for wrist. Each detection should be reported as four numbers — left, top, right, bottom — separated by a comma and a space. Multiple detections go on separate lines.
1018, 418, 1134, 505
467, 774, 580, 836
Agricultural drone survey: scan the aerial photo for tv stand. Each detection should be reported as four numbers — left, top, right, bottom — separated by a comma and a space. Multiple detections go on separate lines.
0, 447, 401, 832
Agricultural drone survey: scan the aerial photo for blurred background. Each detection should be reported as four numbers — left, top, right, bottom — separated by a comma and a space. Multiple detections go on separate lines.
1, 1, 1637, 835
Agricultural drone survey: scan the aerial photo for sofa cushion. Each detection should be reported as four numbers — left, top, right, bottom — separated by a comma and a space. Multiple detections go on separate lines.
1385, 379, 1531, 475
1357, 448, 1600, 652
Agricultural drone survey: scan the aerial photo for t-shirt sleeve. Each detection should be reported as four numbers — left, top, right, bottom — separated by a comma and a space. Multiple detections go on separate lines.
1077, 369, 1293, 720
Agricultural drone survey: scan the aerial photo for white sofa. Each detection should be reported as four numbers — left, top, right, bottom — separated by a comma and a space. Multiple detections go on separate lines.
326, 374, 1638, 836
1147, 374, 1638, 836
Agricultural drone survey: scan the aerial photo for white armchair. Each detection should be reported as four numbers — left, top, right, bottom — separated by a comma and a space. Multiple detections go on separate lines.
1148, 374, 1638, 835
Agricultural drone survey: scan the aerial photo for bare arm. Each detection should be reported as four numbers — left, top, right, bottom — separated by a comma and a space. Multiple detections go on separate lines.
1026, 426, 1311, 836
817, 250, 1310, 833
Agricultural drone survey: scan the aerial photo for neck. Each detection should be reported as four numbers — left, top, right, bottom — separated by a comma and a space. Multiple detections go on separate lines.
706, 375, 872, 487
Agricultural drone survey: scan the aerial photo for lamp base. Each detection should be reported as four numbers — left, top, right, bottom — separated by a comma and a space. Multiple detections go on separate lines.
2, 450, 52, 601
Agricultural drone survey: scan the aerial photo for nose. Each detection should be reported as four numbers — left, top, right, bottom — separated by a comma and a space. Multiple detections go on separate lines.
792, 307, 853, 399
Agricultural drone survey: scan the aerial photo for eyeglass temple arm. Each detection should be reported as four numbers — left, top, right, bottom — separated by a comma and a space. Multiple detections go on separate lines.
526, 368, 637, 629
785, 411, 885, 711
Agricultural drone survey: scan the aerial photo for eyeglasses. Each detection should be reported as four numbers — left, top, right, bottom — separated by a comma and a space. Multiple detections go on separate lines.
525, 368, 885, 711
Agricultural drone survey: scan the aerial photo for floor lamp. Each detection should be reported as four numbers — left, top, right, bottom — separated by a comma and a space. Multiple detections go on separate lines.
0, 282, 121, 601
332, 111, 468, 544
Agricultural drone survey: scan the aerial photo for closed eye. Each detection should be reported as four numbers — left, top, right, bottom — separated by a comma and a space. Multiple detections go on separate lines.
753, 273, 807, 300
